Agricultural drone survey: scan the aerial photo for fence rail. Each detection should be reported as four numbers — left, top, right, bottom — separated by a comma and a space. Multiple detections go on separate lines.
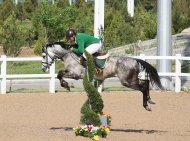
0, 55, 56, 94
1, 54, 190, 94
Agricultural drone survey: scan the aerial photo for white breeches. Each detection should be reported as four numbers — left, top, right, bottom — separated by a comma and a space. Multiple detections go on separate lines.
82, 42, 102, 58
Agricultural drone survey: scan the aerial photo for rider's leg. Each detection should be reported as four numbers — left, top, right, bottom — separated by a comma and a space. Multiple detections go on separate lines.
80, 42, 102, 67
82, 42, 102, 58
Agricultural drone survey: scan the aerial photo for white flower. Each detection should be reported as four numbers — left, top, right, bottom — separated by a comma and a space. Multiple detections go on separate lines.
91, 126, 99, 132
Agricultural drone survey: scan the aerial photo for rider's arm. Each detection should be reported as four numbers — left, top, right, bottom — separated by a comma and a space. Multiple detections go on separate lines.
72, 38, 85, 55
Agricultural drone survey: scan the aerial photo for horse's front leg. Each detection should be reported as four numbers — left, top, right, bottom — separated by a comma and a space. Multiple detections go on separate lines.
57, 70, 74, 91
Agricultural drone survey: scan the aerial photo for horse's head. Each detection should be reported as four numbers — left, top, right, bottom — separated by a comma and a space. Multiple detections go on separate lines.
41, 44, 56, 72
41, 42, 78, 72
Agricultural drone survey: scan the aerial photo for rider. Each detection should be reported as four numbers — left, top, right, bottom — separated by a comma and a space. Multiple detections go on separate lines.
65, 28, 103, 65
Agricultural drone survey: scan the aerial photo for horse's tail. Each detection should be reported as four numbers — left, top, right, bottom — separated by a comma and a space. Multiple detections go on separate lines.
136, 59, 165, 90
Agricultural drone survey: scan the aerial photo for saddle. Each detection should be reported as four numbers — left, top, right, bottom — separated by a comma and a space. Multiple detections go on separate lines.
80, 51, 110, 74
93, 52, 109, 59
94, 51, 109, 68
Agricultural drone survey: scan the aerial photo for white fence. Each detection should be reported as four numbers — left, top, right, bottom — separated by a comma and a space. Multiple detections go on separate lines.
0, 54, 190, 94
0, 55, 56, 94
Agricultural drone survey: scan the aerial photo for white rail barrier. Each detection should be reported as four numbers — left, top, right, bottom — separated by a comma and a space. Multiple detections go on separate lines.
0, 55, 56, 94
0, 54, 190, 94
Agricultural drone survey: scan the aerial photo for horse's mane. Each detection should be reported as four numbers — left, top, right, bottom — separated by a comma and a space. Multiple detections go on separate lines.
45, 41, 78, 50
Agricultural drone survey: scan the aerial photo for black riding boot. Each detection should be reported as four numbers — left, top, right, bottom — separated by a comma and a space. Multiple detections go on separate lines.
80, 56, 87, 67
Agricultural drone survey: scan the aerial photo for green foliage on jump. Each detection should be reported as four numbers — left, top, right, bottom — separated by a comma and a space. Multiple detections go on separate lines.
80, 52, 104, 126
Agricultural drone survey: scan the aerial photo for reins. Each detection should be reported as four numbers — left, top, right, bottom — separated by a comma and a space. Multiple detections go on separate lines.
42, 42, 81, 69
41, 46, 55, 68
70, 53, 81, 65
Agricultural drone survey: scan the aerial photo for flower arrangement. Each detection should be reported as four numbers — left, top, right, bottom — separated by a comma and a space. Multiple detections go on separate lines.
74, 113, 112, 140
73, 124, 110, 141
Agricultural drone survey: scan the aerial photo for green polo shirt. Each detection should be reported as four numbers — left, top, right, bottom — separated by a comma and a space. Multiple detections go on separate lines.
72, 33, 100, 55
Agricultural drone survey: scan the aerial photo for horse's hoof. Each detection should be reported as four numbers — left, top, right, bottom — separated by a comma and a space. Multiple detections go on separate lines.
61, 83, 70, 91
148, 99, 156, 104
69, 83, 75, 88
144, 105, 152, 111
66, 87, 70, 91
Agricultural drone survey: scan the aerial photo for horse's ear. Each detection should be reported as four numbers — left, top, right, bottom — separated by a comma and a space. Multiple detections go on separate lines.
42, 46, 46, 52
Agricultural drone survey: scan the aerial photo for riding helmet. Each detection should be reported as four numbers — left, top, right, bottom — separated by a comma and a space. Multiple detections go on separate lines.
66, 28, 76, 39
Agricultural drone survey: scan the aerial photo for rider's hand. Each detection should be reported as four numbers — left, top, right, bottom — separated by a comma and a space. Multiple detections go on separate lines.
68, 47, 73, 52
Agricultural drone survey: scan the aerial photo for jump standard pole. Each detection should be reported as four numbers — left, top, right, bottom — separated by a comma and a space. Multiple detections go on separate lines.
157, 0, 173, 90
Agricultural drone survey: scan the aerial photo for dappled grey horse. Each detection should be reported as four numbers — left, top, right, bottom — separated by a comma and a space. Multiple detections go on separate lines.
41, 42, 164, 111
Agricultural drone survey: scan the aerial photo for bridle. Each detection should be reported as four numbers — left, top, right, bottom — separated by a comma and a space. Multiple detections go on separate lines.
41, 46, 55, 70
41, 43, 81, 70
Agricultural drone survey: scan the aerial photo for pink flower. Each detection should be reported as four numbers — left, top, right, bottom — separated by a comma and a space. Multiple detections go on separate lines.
87, 124, 94, 132
102, 124, 108, 128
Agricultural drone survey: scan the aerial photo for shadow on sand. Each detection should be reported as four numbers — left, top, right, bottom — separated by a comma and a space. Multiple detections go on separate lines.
111, 128, 168, 134
50, 126, 168, 135
50, 127, 73, 131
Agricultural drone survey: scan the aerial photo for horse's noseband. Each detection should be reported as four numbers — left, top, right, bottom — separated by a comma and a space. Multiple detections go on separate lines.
41, 46, 55, 69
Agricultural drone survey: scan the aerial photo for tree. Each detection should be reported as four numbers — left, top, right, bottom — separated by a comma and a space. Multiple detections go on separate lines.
55, 0, 70, 8
0, 12, 28, 92
15, 2, 27, 21
172, 0, 190, 33
24, 0, 36, 20
133, 5, 157, 41
104, 9, 134, 49
73, 0, 94, 33
138, 0, 157, 12
0, 12, 26, 57
32, 2, 77, 43
33, 23, 48, 55
0, 0, 14, 24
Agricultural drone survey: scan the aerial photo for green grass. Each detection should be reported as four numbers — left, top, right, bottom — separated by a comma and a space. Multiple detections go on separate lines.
182, 66, 190, 73
7, 86, 132, 94
5, 84, 132, 93
5, 60, 64, 74
8, 87, 84, 93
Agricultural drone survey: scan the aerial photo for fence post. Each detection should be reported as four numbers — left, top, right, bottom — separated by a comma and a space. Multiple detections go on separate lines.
49, 62, 55, 93
1, 55, 7, 94
175, 54, 181, 93
140, 54, 145, 60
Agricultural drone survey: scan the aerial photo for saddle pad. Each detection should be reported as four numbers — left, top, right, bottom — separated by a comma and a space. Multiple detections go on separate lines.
95, 58, 107, 69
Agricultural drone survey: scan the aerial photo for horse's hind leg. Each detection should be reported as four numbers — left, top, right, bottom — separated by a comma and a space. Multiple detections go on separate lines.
141, 82, 151, 111
140, 80, 156, 111
57, 70, 71, 91
120, 79, 152, 111
143, 80, 156, 104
